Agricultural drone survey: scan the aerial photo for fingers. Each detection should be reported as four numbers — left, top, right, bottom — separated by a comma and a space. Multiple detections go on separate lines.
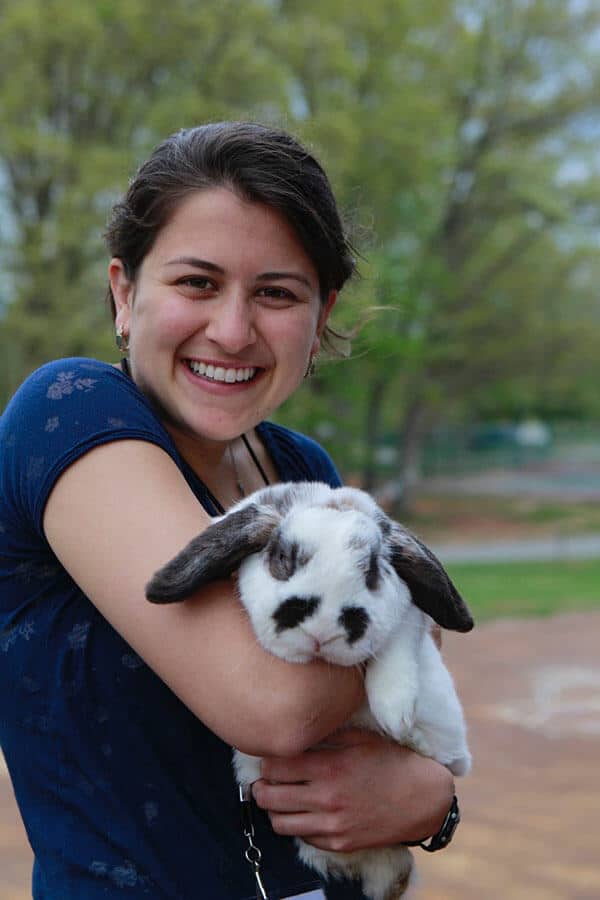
253, 754, 359, 853
259, 807, 359, 854
252, 779, 311, 813
252, 774, 345, 815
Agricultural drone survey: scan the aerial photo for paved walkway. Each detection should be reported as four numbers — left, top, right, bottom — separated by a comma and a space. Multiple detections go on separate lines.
416, 611, 600, 900
2, 612, 600, 899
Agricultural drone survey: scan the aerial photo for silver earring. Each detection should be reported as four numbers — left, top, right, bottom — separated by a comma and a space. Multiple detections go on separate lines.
116, 327, 129, 355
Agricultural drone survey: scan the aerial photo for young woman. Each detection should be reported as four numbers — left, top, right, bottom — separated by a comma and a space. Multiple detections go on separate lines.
0, 122, 455, 899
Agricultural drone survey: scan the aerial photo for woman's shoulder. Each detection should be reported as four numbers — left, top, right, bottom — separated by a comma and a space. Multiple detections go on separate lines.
0, 357, 178, 530
258, 421, 342, 487
13, 356, 126, 393
2, 356, 168, 448
3, 357, 160, 425
3, 357, 125, 413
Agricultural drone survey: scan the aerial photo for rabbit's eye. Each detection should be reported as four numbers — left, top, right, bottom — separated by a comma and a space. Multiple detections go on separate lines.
268, 539, 312, 581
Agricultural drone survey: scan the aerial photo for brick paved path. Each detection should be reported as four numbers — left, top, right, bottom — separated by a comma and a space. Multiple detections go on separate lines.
2, 612, 600, 900
416, 611, 600, 900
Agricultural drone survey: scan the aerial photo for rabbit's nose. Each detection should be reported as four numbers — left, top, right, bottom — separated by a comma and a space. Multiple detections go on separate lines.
272, 595, 321, 633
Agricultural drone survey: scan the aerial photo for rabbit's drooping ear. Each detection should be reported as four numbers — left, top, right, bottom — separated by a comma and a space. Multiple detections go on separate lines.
145, 504, 279, 604
386, 522, 474, 632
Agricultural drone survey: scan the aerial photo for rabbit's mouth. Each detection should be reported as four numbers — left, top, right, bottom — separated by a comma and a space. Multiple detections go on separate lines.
295, 628, 353, 663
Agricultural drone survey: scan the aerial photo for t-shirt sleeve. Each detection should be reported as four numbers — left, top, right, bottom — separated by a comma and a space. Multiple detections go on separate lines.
0, 358, 181, 536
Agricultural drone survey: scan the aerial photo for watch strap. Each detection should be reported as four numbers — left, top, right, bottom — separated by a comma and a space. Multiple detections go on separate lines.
402, 794, 460, 853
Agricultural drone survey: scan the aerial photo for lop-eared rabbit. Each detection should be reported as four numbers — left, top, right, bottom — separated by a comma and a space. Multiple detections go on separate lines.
146, 482, 473, 900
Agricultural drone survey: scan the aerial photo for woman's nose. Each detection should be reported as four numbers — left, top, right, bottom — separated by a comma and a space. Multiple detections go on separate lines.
204, 291, 257, 353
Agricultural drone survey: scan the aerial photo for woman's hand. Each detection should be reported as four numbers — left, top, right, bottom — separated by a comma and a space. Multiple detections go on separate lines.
252, 728, 455, 853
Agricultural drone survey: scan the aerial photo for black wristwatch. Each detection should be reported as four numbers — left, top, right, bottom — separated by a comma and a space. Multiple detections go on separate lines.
402, 795, 461, 852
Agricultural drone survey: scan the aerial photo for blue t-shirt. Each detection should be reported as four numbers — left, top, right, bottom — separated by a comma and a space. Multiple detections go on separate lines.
0, 358, 366, 900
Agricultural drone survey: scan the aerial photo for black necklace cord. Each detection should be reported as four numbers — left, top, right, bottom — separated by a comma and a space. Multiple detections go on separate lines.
241, 433, 270, 487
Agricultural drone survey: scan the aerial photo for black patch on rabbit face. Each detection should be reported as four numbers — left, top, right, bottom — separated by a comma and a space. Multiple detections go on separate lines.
363, 550, 380, 590
338, 606, 370, 644
348, 536, 381, 591
268, 536, 313, 581
273, 595, 321, 633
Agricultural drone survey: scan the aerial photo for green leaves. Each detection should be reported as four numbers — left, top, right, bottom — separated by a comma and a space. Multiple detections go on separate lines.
2, 0, 600, 501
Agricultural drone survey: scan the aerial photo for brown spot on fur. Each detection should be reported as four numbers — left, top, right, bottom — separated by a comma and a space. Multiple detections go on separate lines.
383, 853, 413, 899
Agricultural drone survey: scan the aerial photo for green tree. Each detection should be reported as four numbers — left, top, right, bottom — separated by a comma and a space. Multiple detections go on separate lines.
2, 0, 600, 511
277, 0, 600, 505
0, 0, 289, 402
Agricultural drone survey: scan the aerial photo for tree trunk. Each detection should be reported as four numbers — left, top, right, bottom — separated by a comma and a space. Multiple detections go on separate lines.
395, 397, 428, 516
361, 377, 387, 493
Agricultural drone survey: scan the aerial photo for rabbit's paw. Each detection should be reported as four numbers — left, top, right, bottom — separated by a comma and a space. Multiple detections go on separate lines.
367, 689, 417, 741
232, 749, 262, 786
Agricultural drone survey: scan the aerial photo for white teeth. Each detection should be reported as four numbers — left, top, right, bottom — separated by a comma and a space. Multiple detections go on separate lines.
187, 361, 256, 383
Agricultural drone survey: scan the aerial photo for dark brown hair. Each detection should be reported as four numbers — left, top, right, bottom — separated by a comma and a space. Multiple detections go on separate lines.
105, 122, 356, 350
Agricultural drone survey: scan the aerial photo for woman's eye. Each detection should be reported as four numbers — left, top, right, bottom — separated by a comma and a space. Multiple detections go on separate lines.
178, 277, 213, 290
175, 276, 217, 297
257, 286, 296, 303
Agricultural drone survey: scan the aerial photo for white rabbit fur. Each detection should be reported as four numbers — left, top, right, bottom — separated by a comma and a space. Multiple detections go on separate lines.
146, 482, 473, 900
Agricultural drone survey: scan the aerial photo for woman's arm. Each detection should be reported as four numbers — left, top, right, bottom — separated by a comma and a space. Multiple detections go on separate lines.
43, 439, 363, 757
253, 728, 456, 851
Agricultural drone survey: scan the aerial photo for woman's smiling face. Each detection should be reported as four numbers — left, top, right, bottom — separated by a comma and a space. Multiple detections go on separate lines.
110, 187, 336, 448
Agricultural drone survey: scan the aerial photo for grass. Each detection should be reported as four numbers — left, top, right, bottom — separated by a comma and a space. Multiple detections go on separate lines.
447, 557, 600, 624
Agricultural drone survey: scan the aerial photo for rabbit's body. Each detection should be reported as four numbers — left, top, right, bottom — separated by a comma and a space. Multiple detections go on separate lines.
146, 482, 473, 900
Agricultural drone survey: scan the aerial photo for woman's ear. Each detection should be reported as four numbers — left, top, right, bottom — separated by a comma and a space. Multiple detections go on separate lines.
109, 258, 134, 333
311, 290, 338, 355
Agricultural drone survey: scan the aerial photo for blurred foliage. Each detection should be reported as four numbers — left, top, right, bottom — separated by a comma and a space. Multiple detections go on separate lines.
1, 0, 600, 505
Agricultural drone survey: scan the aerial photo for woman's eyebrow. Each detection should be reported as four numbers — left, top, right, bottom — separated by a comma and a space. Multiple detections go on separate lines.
256, 271, 313, 288
165, 256, 224, 273
165, 258, 314, 289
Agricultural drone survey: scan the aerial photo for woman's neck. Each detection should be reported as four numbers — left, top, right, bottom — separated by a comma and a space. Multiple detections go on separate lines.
164, 422, 273, 513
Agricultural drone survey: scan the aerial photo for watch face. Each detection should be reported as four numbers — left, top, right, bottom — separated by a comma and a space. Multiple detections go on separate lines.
429, 795, 460, 851
444, 796, 461, 842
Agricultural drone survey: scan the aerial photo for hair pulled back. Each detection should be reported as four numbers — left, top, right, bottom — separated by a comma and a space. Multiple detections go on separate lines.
105, 122, 356, 334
